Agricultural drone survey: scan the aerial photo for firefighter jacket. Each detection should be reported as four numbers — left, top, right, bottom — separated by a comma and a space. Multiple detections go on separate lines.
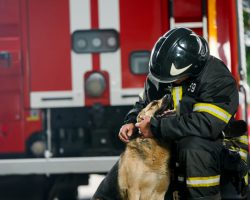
124, 56, 239, 141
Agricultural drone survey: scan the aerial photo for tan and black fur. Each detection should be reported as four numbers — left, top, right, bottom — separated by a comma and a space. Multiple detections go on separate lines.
118, 96, 173, 200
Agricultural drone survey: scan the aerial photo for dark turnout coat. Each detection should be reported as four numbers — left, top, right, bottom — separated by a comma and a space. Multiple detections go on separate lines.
92, 56, 240, 200
124, 56, 239, 141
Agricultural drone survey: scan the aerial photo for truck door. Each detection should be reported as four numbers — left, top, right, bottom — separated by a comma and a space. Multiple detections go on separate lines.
0, 0, 24, 153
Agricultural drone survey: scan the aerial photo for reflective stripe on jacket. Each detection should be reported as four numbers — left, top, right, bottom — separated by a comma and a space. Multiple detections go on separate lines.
124, 56, 239, 140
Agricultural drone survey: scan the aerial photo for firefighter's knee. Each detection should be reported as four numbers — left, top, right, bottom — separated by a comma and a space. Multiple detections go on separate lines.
174, 137, 222, 199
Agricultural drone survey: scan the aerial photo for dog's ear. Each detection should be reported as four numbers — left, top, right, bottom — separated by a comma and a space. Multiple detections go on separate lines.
154, 94, 173, 118
161, 94, 174, 110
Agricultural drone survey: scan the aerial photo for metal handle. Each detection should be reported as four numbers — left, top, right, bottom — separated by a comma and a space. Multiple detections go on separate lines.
0, 51, 11, 68
239, 82, 249, 122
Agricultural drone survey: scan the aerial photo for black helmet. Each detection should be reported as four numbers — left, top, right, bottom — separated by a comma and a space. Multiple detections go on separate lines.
149, 27, 209, 84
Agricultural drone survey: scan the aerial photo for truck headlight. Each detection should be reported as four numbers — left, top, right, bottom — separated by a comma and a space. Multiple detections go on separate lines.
85, 72, 106, 97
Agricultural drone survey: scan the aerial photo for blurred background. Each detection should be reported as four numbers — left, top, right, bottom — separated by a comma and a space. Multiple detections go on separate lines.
244, 0, 250, 84
0, 0, 250, 200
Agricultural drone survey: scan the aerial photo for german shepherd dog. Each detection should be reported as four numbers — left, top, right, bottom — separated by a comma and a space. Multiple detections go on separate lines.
118, 94, 174, 200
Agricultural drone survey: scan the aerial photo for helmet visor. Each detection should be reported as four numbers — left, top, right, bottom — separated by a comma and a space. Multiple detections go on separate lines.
148, 71, 178, 90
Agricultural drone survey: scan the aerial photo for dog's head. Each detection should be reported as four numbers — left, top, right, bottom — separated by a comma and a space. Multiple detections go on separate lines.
137, 94, 174, 122
154, 94, 175, 118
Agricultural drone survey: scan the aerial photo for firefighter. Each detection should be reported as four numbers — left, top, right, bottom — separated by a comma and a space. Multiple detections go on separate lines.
92, 27, 239, 200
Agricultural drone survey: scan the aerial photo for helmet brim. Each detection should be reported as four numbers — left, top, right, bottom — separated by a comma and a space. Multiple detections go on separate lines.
148, 72, 176, 84
148, 63, 180, 84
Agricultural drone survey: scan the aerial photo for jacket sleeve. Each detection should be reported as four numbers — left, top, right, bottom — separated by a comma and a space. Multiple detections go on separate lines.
158, 75, 239, 140
123, 98, 146, 124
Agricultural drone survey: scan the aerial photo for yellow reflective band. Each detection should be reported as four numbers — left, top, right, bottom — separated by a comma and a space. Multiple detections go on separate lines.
239, 149, 248, 162
230, 146, 248, 161
193, 103, 232, 123
187, 175, 220, 187
172, 86, 183, 110
235, 135, 248, 146
245, 174, 248, 185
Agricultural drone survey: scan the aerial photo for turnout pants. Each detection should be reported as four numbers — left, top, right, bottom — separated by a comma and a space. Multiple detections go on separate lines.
91, 136, 223, 200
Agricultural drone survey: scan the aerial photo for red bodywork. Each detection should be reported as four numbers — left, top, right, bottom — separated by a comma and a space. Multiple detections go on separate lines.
0, 0, 42, 153
0, 0, 246, 155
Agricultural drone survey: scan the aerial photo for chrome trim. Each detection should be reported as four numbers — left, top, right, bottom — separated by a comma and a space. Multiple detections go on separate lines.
0, 156, 119, 175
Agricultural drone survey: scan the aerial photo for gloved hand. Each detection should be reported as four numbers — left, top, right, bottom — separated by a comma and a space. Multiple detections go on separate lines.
222, 147, 249, 196
224, 120, 247, 138
230, 171, 248, 196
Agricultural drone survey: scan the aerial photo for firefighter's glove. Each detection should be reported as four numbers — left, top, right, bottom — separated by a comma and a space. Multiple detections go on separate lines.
224, 120, 247, 138
233, 159, 249, 196
222, 147, 249, 196
231, 169, 248, 196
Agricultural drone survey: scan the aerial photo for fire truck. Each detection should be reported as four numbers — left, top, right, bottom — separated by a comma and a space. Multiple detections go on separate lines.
0, 0, 248, 199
